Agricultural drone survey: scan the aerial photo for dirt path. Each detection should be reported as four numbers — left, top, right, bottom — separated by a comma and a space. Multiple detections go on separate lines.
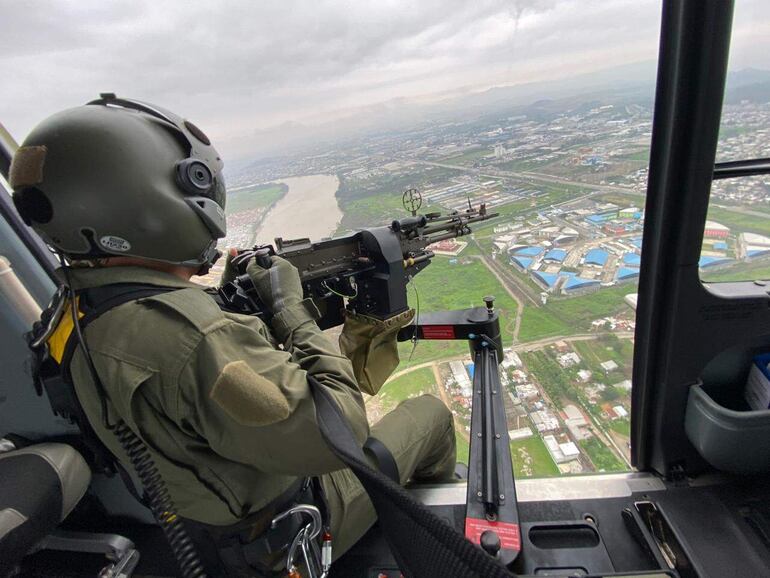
431, 362, 470, 444
470, 252, 526, 342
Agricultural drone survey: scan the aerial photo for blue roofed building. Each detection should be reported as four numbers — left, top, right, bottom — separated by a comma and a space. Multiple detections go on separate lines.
543, 248, 567, 263
562, 274, 601, 294
532, 271, 560, 290
699, 255, 733, 268
584, 248, 609, 266
513, 246, 544, 257
511, 256, 534, 271
622, 253, 642, 267
631, 237, 643, 250
616, 267, 641, 282
747, 248, 770, 259
713, 241, 728, 251
585, 209, 618, 225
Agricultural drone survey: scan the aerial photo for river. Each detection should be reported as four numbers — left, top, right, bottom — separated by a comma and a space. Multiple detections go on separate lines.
254, 174, 342, 244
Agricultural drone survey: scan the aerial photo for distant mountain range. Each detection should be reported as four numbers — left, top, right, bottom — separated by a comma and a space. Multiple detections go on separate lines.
238, 62, 770, 163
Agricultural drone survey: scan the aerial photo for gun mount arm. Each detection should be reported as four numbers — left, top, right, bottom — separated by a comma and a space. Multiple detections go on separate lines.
398, 298, 521, 566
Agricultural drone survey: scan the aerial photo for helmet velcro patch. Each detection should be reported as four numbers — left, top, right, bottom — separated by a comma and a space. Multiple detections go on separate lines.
9, 146, 47, 189
210, 361, 290, 427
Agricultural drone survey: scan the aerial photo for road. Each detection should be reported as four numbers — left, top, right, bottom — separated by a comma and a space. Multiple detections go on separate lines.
388, 331, 634, 382
471, 246, 541, 307
468, 250, 528, 340
432, 362, 470, 444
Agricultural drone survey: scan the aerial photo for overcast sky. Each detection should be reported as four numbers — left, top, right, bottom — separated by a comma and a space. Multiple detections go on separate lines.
2, 1, 769, 161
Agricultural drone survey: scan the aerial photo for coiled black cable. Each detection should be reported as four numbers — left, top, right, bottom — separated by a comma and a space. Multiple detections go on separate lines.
114, 421, 207, 578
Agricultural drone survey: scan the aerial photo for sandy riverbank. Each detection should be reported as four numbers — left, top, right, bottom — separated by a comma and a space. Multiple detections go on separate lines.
254, 174, 342, 244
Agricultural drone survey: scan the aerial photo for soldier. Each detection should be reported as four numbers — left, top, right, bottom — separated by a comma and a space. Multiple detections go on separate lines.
10, 96, 456, 576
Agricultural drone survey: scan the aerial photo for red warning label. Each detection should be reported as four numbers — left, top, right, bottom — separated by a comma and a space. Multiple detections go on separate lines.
465, 518, 521, 550
420, 325, 456, 339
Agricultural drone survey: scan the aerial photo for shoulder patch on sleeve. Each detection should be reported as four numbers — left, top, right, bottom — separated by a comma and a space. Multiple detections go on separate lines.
209, 361, 290, 427
141, 288, 225, 334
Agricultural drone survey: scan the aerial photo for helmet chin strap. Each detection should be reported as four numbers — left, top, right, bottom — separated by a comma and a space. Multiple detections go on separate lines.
196, 247, 222, 276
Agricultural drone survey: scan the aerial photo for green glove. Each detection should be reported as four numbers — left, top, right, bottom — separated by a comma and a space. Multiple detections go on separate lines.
246, 255, 303, 314
246, 255, 320, 341
219, 248, 239, 286
339, 308, 415, 395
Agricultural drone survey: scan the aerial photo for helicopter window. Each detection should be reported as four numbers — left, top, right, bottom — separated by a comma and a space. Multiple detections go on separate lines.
0, 1, 674, 479
700, 0, 770, 284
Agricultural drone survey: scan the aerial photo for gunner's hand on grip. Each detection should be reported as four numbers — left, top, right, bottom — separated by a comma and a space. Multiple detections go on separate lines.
246, 255, 304, 314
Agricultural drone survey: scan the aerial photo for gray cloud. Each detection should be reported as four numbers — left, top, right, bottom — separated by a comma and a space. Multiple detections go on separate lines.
2, 0, 768, 161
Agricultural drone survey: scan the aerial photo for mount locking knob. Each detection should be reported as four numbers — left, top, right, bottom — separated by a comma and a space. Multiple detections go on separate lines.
480, 530, 501, 557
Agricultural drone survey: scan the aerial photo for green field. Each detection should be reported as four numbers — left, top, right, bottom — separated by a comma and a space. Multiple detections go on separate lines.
608, 418, 631, 437
572, 335, 633, 381
336, 167, 463, 231
620, 149, 650, 162
474, 184, 591, 238
225, 183, 287, 215
702, 260, 770, 282
456, 432, 470, 465
510, 436, 560, 478
396, 255, 519, 366
521, 350, 578, 408
442, 148, 490, 166
518, 284, 636, 342
579, 438, 626, 472
706, 206, 770, 237
379, 367, 438, 412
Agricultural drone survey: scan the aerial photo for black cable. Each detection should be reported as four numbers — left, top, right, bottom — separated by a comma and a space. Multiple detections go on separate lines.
114, 422, 207, 578
408, 275, 421, 362
59, 254, 207, 578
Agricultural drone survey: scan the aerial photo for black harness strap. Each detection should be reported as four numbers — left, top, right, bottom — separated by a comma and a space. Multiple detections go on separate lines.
364, 437, 400, 483
60, 283, 178, 381
308, 375, 517, 578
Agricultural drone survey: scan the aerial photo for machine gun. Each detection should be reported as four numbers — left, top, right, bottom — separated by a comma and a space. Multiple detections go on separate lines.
218, 191, 498, 329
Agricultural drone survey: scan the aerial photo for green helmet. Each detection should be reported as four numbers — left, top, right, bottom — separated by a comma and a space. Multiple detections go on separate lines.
9, 94, 226, 268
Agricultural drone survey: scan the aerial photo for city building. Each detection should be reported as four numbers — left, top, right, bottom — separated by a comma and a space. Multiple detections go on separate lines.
584, 248, 609, 266
543, 248, 567, 263
532, 271, 560, 291
699, 255, 733, 269
600, 360, 619, 373
449, 360, 472, 397
544, 435, 581, 463
557, 352, 581, 367
530, 409, 560, 432
508, 427, 534, 441
704, 220, 730, 239
622, 253, 642, 266
616, 267, 641, 282
619, 207, 641, 218
562, 274, 601, 294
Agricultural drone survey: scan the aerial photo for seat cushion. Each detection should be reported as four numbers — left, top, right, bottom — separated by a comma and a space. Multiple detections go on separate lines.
0, 443, 90, 574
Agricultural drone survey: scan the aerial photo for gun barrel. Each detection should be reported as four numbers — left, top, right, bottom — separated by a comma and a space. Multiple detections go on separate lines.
404, 251, 434, 268
421, 211, 498, 236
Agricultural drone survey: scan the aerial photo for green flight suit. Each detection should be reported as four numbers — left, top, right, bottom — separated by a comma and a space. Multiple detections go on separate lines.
65, 266, 456, 563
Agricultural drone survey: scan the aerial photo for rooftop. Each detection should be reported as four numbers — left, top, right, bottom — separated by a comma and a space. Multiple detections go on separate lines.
584, 248, 609, 266
543, 248, 567, 262
617, 267, 641, 281
622, 253, 642, 266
